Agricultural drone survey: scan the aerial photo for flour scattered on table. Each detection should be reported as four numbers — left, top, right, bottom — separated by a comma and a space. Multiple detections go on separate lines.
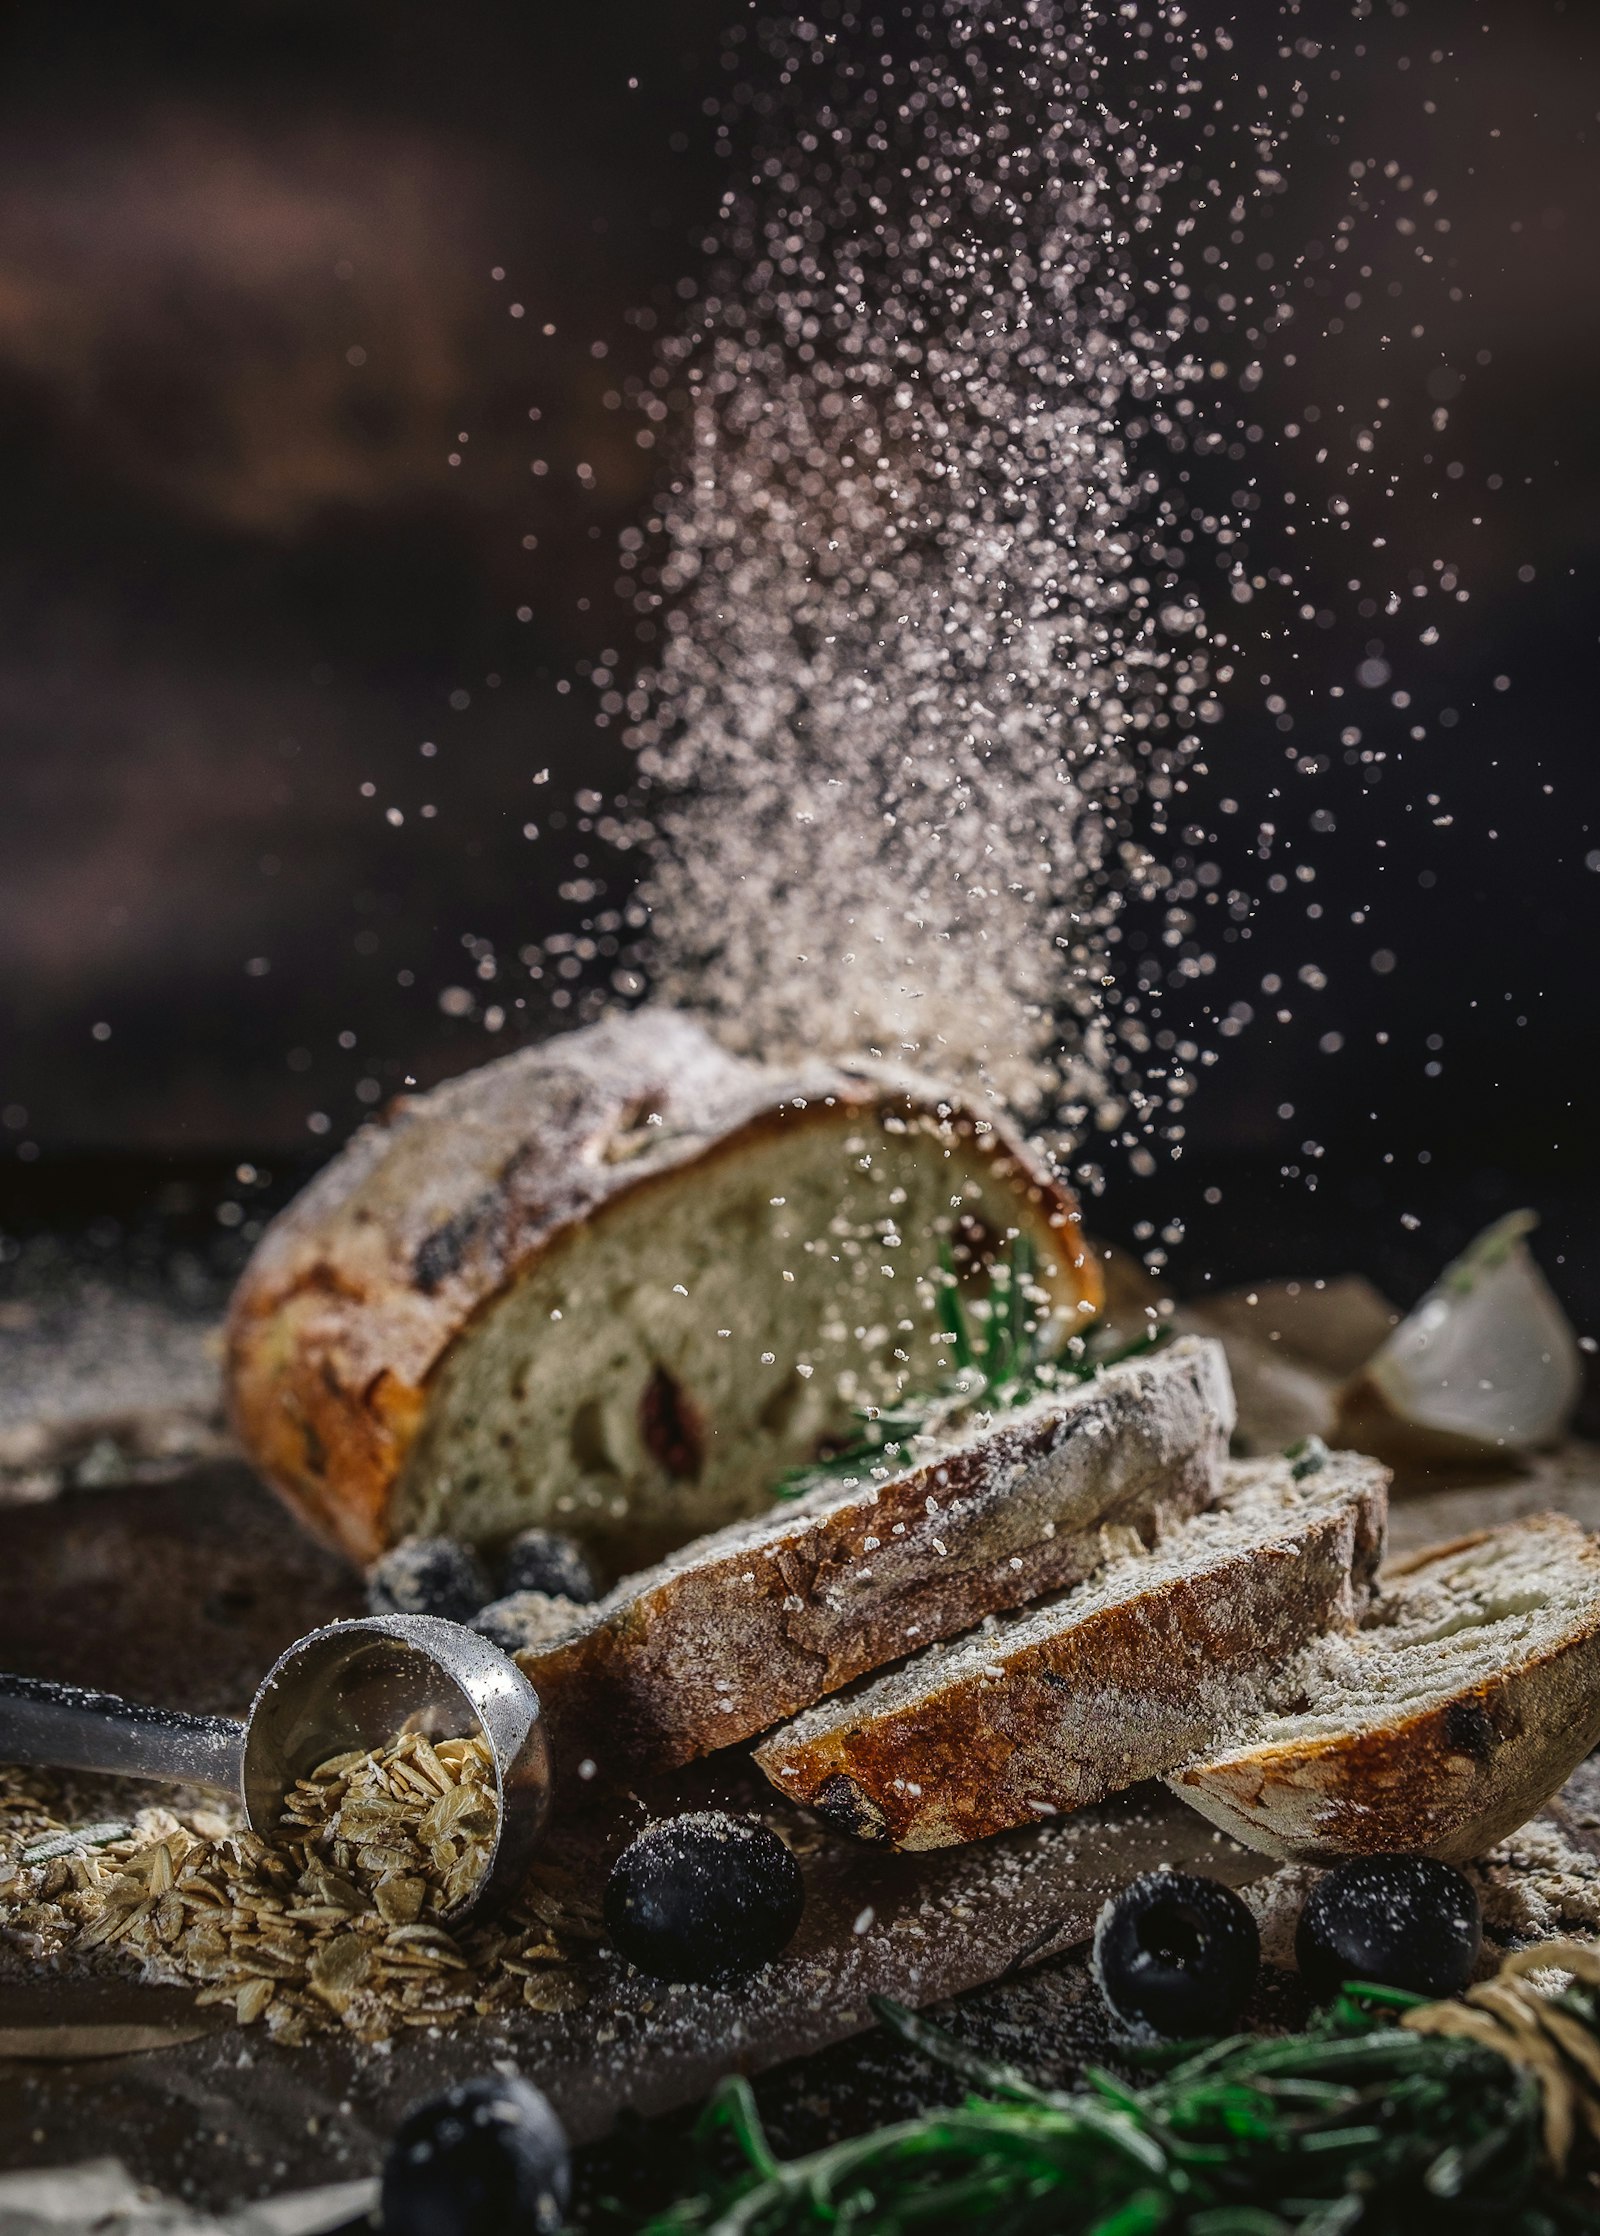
1470, 1818, 1600, 1947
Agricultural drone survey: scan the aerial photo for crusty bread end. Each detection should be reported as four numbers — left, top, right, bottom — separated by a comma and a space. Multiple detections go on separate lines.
1167, 1511, 1600, 1863
225, 1012, 1097, 1568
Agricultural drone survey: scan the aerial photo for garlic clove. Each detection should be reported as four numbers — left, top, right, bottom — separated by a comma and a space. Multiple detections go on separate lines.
1352, 1211, 1582, 1460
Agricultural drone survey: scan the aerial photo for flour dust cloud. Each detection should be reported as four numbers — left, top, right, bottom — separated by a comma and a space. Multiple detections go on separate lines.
619, 3, 1263, 1176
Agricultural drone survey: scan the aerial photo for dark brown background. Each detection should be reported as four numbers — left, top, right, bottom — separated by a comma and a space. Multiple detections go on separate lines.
0, 0, 1596, 1323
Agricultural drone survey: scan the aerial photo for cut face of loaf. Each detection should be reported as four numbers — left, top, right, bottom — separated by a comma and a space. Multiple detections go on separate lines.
754, 1451, 1389, 1849
225, 1011, 1098, 1570
515, 1335, 1236, 1778
1167, 1512, 1600, 1864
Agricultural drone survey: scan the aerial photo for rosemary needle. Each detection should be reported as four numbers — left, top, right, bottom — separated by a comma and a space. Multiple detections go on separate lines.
638, 1984, 1600, 2234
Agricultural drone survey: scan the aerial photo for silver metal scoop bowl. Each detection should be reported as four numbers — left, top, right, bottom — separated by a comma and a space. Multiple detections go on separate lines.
0, 1615, 550, 1927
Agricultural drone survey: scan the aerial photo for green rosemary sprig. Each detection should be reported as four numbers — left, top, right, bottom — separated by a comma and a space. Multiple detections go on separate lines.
640, 1982, 1598, 2235
774, 1235, 1167, 1500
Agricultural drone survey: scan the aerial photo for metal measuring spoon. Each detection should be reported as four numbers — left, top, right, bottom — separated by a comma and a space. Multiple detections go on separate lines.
0, 1614, 550, 1927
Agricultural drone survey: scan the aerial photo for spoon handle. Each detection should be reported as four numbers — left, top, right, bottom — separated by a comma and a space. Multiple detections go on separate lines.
0, 1672, 245, 1796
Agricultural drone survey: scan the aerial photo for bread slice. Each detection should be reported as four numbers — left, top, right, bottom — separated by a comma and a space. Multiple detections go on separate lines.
1167, 1512, 1600, 1864
753, 1451, 1389, 1848
225, 1011, 1098, 1570
515, 1335, 1235, 1778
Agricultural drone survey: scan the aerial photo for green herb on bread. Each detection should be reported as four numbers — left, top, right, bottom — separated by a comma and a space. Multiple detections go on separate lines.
776, 1235, 1166, 1500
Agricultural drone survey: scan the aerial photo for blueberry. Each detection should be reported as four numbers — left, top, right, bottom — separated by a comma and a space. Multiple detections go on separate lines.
1093, 1870, 1260, 2038
380, 2074, 568, 2236
366, 1537, 492, 1625
499, 1528, 600, 1605
1296, 1854, 1481, 2002
603, 1811, 804, 1985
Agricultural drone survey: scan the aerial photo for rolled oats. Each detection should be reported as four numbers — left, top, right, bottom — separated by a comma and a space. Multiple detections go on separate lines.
0, 1735, 597, 2043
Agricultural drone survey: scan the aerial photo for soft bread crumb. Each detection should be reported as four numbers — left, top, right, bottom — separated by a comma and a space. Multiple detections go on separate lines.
770, 1452, 1379, 1747
395, 1112, 1074, 1573
754, 1452, 1385, 1848
1170, 1516, 1600, 1865
524, 1338, 1235, 1779
1195, 1515, 1600, 1750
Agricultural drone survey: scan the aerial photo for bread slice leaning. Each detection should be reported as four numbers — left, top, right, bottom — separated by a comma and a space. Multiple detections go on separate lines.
754, 1451, 1389, 1848
516, 1335, 1235, 1778
1167, 1512, 1600, 1864
225, 1009, 1099, 1571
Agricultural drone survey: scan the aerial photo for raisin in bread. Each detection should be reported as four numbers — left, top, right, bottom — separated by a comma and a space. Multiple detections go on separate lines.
515, 1335, 1234, 1777
226, 1011, 1099, 1569
754, 1450, 1389, 1848
1167, 1512, 1600, 1863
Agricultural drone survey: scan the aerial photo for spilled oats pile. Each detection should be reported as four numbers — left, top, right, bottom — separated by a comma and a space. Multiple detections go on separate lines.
0, 1734, 599, 2045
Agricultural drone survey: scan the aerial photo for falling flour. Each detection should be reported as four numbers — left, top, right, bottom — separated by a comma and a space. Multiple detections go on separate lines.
622, 2, 1243, 1162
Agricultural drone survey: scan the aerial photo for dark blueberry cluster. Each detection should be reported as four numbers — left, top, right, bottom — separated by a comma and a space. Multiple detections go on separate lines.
365, 1537, 492, 1626
1093, 1853, 1485, 2038
366, 1527, 600, 1635
499, 1526, 601, 1605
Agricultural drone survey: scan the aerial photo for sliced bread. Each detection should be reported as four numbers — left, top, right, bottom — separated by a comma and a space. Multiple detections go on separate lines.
1167, 1512, 1600, 1864
225, 1010, 1099, 1570
516, 1335, 1235, 1777
753, 1450, 1389, 1848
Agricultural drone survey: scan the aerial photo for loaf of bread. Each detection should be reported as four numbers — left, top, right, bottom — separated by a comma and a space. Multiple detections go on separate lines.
226, 1012, 1100, 1570
515, 1334, 1235, 1777
754, 1450, 1389, 1848
1167, 1512, 1600, 1863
